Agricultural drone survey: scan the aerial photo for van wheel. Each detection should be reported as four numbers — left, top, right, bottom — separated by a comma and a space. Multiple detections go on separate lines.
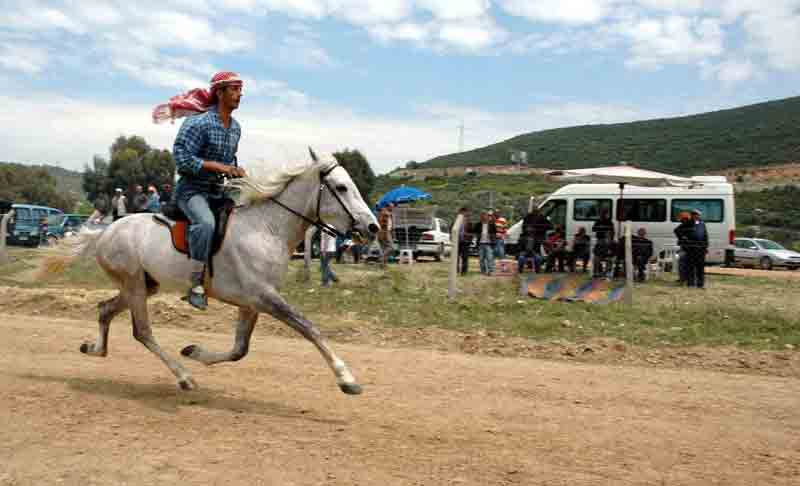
434, 244, 443, 262
47, 235, 58, 247
759, 257, 773, 271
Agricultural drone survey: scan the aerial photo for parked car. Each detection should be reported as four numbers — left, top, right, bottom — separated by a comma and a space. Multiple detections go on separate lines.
733, 238, 800, 270
46, 213, 88, 245
391, 207, 451, 261
6, 204, 63, 247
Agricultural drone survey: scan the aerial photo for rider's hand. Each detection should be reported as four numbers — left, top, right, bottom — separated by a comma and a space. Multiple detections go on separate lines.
232, 167, 247, 178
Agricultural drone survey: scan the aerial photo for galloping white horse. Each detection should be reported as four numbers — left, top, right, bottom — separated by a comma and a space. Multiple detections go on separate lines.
72, 156, 378, 394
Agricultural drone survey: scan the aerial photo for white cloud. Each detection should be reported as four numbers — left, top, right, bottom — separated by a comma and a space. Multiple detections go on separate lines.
701, 59, 759, 83
612, 15, 724, 69
0, 44, 49, 74
498, 0, 617, 25
416, 0, 490, 20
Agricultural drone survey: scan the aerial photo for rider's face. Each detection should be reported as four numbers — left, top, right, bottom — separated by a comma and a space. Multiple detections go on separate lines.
219, 84, 243, 111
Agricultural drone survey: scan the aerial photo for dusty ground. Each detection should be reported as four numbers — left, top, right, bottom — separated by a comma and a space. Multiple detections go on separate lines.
1, 311, 799, 486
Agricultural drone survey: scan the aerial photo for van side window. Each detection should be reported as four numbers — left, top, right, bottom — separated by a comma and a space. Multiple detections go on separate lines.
671, 199, 724, 223
573, 199, 612, 221
617, 199, 666, 222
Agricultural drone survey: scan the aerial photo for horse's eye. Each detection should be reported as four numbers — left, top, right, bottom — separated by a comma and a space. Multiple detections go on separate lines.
336, 185, 348, 193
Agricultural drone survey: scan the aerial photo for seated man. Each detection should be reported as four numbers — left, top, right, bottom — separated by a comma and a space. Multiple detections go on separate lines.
516, 233, 542, 274
569, 227, 591, 272
615, 228, 655, 282
544, 225, 568, 273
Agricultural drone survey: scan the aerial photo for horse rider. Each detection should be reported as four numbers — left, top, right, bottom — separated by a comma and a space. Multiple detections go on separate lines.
153, 71, 247, 310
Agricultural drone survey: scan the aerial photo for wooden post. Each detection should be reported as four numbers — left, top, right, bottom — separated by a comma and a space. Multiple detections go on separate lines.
448, 214, 464, 301
624, 221, 633, 306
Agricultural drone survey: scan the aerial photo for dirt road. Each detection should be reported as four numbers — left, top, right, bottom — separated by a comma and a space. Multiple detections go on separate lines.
0, 314, 798, 486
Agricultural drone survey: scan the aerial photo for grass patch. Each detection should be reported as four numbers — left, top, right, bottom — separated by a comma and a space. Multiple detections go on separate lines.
282, 262, 800, 350
3, 247, 798, 350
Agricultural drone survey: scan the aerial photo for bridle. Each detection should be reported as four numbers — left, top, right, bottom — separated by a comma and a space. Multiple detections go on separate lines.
267, 163, 358, 239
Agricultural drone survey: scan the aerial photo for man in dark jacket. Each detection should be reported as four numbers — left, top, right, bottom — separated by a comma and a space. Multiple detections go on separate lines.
522, 208, 551, 256
592, 209, 615, 277
685, 208, 709, 288
674, 211, 694, 284
631, 228, 654, 282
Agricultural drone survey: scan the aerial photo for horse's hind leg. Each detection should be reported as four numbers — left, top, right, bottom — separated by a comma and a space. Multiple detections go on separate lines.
181, 307, 258, 365
257, 290, 361, 395
80, 273, 157, 357
80, 294, 127, 357
127, 276, 197, 390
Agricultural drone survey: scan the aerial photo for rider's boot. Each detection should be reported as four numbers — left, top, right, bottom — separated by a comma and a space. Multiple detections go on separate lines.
187, 266, 208, 310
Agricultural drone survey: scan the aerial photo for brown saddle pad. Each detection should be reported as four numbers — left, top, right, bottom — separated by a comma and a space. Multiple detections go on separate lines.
153, 199, 235, 260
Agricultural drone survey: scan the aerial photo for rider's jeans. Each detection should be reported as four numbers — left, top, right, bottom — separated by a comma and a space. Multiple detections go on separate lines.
178, 194, 215, 263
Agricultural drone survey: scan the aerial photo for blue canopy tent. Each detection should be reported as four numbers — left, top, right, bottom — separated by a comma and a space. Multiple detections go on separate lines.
375, 186, 432, 210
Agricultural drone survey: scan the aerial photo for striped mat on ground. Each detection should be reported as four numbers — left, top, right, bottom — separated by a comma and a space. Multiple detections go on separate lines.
521, 273, 626, 304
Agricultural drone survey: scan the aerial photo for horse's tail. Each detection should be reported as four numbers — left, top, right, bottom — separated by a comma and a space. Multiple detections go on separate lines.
38, 226, 104, 277
0, 212, 11, 264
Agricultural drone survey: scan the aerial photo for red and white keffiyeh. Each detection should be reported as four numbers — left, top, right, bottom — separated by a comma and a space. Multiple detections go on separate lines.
152, 71, 243, 124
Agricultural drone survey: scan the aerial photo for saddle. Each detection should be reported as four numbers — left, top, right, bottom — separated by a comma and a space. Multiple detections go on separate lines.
153, 199, 235, 276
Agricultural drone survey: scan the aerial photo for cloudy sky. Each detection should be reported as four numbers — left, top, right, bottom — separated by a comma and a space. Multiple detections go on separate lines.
1, 0, 799, 174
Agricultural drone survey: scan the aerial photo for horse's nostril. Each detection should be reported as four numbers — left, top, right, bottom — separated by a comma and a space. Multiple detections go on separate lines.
368, 223, 379, 234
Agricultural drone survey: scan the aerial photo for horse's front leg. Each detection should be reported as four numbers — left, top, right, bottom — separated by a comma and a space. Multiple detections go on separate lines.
257, 289, 361, 395
181, 308, 258, 365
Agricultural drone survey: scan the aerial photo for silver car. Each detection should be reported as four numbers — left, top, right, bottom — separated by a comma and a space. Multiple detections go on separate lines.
733, 238, 800, 270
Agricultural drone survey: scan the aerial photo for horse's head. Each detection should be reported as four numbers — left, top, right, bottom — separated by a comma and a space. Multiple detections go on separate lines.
316, 159, 379, 238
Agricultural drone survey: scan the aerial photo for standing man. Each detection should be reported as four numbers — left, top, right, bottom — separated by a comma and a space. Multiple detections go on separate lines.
160, 183, 173, 206
154, 71, 247, 310
132, 185, 149, 213
674, 212, 693, 284
685, 209, 708, 288
457, 207, 471, 275
592, 209, 615, 277
473, 211, 497, 275
320, 230, 339, 287
113, 188, 127, 221
377, 202, 395, 268
522, 208, 551, 257
493, 209, 508, 259
146, 185, 161, 213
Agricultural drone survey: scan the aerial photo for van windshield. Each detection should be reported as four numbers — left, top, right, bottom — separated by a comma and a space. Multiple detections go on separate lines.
540, 199, 567, 228
14, 208, 33, 220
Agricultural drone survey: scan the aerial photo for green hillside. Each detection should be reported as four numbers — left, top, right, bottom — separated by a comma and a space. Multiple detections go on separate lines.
422, 96, 800, 175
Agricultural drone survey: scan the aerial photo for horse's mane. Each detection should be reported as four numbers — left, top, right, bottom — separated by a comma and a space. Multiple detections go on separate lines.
231, 158, 337, 205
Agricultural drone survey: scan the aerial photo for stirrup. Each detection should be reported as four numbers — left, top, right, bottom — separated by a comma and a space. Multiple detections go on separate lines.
186, 286, 208, 310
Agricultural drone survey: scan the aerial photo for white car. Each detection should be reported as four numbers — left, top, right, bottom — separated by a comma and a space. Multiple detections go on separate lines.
413, 217, 452, 261
733, 238, 800, 270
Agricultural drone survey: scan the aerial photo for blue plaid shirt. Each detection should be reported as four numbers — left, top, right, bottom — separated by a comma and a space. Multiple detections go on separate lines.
173, 106, 240, 190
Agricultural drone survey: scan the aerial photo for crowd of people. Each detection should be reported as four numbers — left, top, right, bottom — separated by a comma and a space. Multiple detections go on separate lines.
448, 206, 709, 288
89, 183, 174, 223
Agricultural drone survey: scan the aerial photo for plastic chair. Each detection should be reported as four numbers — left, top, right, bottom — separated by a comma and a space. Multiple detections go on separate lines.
655, 246, 679, 277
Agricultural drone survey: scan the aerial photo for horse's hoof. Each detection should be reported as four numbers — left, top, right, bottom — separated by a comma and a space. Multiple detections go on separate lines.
80, 343, 89, 354
339, 382, 363, 395
178, 377, 198, 391
181, 345, 197, 357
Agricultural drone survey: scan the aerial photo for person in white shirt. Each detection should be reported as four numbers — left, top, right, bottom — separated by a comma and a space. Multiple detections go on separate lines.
320, 230, 339, 287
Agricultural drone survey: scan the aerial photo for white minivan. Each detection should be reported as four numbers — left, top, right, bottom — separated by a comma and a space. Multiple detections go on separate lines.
505, 176, 736, 265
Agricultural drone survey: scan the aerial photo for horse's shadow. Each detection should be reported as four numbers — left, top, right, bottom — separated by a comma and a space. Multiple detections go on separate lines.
14, 372, 346, 425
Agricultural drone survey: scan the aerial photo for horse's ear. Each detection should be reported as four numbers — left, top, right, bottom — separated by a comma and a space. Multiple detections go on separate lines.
308, 146, 319, 163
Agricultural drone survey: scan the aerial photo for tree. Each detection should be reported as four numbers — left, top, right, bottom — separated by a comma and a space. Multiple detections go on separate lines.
83, 135, 175, 203
0, 163, 78, 211
405, 160, 420, 170
332, 149, 376, 204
